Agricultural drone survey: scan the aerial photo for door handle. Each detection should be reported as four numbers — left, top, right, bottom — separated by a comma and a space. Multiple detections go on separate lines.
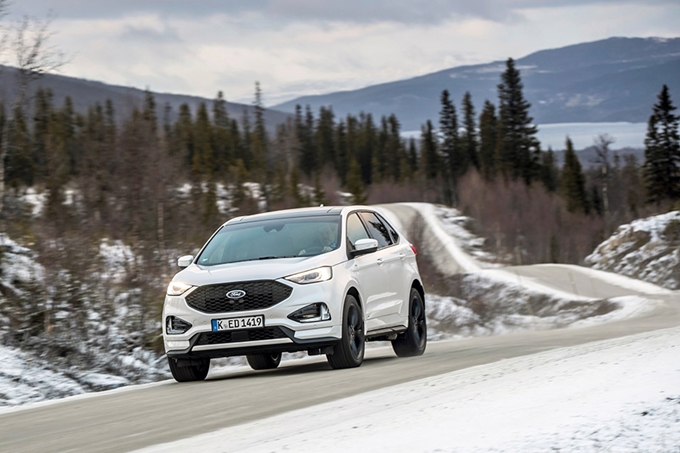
376, 258, 384, 265
398, 253, 405, 260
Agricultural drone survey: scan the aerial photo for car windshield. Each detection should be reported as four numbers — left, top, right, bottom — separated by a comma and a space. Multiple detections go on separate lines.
197, 215, 342, 266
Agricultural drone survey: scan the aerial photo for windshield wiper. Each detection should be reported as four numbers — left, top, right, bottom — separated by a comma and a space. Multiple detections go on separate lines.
258, 255, 297, 260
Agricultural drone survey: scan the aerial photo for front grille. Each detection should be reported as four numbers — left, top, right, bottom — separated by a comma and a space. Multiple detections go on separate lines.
195, 327, 288, 346
186, 280, 293, 314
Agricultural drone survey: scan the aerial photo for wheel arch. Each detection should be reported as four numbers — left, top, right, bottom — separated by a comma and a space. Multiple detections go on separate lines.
411, 279, 425, 305
346, 286, 362, 311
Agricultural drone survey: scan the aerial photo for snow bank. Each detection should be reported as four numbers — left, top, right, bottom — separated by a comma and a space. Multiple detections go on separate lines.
585, 211, 680, 290
400, 202, 483, 273
0, 345, 85, 407
132, 327, 680, 453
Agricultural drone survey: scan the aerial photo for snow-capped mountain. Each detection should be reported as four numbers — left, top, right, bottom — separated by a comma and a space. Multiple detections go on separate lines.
274, 37, 680, 130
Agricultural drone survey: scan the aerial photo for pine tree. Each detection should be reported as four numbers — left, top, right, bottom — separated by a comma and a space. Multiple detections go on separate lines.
439, 90, 464, 179
407, 137, 418, 174
421, 120, 439, 180
251, 82, 268, 177
539, 148, 559, 192
316, 106, 336, 171
173, 103, 194, 167
357, 113, 376, 185
6, 105, 33, 187
461, 92, 479, 170
33, 88, 53, 183
142, 89, 158, 135
385, 114, 403, 181
212, 91, 232, 173
643, 84, 680, 204
496, 58, 540, 184
104, 99, 117, 144
192, 103, 214, 179
561, 137, 589, 214
478, 100, 497, 180
296, 105, 317, 177
335, 120, 349, 185
346, 158, 367, 205
372, 116, 389, 183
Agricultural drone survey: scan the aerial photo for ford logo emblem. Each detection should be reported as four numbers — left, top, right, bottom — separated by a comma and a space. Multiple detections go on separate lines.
226, 290, 246, 300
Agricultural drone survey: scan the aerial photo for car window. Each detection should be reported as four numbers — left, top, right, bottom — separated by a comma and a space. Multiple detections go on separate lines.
346, 213, 370, 246
376, 213, 399, 244
197, 216, 341, 265
359, 212, 392, 248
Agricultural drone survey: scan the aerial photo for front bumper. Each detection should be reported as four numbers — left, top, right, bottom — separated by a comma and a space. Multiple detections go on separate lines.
162, 277, 344, 358
166, 326, 340, 359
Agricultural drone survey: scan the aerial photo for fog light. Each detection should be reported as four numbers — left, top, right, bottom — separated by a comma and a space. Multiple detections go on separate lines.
288, 303, 331, 323
166, 340, 190, 349
166, 316, 192, 335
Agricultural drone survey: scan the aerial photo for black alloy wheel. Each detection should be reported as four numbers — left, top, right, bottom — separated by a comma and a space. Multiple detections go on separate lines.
392, 288, 427, 357
327, 294, 365, 369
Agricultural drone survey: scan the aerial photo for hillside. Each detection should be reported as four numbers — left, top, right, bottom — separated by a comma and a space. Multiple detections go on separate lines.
0, 65, 291, 130
585, 211, 680, 290
273, 37, 680, 130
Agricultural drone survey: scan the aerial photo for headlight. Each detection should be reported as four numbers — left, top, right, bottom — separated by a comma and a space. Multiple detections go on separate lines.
285, 266, 333, 284
166, 281, 194, 296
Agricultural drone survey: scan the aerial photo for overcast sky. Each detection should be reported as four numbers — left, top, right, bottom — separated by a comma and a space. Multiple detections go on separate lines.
6, 1, 680, 105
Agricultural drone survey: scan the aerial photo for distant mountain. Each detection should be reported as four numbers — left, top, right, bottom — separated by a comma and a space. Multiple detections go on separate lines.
0, 66, 291, 131
273, 37, 680, 131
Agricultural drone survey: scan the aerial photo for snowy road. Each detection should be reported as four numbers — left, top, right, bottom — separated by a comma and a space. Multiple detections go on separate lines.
1, 203, 678, 453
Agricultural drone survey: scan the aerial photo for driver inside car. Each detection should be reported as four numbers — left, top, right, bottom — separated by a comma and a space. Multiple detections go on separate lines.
299, 224, 336, 255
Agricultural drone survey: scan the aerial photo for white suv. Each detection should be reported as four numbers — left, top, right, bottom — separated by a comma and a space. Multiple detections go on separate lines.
163, 206, 426, 382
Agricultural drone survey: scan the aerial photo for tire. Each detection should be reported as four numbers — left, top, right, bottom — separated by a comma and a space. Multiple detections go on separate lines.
392, 288, 427, 357
327, 294, 365, 369
246, 352, 282, 370
167, 356, 210, 382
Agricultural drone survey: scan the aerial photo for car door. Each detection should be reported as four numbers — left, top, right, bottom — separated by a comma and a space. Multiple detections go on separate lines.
358, 211, 404, 330
346, 212, 388, 331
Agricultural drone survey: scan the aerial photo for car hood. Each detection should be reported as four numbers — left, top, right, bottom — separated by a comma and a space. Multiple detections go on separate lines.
171, 252, 345, 286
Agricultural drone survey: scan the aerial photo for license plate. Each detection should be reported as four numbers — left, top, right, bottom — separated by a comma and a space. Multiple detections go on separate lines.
212, 315, 265, 331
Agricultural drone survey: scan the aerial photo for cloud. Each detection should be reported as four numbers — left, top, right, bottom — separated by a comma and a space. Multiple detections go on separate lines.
119, 24, 182, 44
16, 0, 677, 25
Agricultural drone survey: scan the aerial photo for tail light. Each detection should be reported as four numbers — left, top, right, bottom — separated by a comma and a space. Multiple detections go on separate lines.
410, 244, 417, 255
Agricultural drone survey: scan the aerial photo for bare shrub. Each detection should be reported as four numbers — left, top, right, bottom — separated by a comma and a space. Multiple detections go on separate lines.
458, 170, 606, 264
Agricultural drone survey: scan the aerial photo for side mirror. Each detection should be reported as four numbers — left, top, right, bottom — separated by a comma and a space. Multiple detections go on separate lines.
351, 238, 378, 257
177, 255, 194, 269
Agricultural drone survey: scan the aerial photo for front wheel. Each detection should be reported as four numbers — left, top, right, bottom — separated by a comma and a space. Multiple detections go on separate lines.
392, 288, 427, 357
167, 356, 210, 382
327, 294, 365, 369
247, 353, 282, 370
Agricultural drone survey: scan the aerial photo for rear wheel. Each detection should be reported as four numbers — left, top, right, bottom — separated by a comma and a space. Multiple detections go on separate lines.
246, 352, 282, 370
327, 295, 364, 369
392, 288, 427, 357
167, 356, 210, 382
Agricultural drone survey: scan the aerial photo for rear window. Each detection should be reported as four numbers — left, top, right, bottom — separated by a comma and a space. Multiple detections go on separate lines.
359, 212, 393, 249
376, 213, 400, 244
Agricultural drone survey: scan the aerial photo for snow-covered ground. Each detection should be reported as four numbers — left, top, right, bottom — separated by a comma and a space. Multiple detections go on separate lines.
586, 211, 680, 290
133, 326, 680, 453
0, 234, 168, 407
